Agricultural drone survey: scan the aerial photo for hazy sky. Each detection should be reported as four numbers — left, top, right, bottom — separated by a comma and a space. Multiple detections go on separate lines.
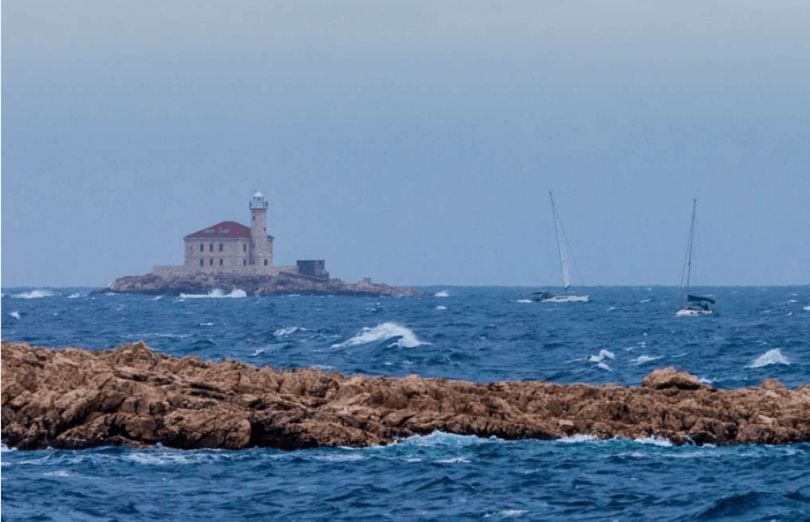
3, 1, 809, 287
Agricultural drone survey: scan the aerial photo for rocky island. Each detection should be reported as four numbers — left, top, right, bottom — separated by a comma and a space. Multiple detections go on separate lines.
98, 272, 422, 297
99, 191, 421, 297
4, 341, 810, 451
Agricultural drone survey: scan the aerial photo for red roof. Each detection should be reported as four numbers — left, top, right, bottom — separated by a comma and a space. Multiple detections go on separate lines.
184, 221, 251, 239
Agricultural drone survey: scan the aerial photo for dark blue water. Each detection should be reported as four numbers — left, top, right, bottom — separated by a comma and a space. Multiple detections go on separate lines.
2, 286, 810, 521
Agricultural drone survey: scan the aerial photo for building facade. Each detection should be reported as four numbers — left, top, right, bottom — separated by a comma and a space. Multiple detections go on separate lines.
153, 191, 299, 278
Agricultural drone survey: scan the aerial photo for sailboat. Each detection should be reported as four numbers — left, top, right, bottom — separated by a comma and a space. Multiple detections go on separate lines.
532, 191, 589, 303
676, 198, 714, 316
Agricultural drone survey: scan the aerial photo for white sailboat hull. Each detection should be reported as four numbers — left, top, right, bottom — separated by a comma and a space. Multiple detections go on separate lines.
541, 295, 590, 303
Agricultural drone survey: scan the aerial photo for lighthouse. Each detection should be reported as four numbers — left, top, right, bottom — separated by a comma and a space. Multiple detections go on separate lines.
249, 190, 273, 267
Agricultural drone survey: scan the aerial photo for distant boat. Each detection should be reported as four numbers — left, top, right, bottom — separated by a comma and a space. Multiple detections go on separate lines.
532, 192, 589, 303
676, 198, 714, 316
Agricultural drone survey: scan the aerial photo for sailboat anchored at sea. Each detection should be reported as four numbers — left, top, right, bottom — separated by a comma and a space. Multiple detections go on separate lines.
676, 198, 715, 316
532, 191, 589, 303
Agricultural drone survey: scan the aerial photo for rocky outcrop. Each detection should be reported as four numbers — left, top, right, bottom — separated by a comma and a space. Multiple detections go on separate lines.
3, 341, 810, 451
98, 272, 421, 297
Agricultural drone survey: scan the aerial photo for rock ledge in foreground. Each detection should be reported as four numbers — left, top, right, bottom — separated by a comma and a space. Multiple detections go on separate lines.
3, 341, 810, 451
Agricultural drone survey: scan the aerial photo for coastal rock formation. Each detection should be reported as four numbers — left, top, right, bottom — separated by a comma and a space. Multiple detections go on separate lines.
3, 341, 810, 451
99, 272, 421, 297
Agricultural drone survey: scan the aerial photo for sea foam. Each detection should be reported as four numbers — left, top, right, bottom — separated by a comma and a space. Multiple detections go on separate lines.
632, 355, 661, 365
274, 326, 305, 336
179, 289, 247, 299
434, 290, 450, 297
8, 311, 21, 320
332, 322, 427, 348
589, 349, 615, 362
11, 289, 55, 299
747, 349, 790, 368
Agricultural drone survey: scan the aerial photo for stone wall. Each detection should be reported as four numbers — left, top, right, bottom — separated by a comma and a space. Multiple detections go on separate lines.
185, 238, 251, 270
153, 264, 299, 279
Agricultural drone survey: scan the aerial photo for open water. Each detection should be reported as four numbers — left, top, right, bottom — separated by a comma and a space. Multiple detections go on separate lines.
2, 286, 810, 521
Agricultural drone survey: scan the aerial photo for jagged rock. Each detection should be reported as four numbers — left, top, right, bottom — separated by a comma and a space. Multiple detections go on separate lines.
3, 341, 810, 451
97, 272, 421, 297
641, 367, 706, 390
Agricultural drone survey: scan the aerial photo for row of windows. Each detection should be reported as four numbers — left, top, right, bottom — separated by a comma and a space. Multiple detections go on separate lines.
197, 243, 249, 252
198, 259, 270, 266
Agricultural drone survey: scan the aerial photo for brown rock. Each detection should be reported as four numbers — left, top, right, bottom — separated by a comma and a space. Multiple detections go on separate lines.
4, 341, 810, 451
641, 367, 706, 390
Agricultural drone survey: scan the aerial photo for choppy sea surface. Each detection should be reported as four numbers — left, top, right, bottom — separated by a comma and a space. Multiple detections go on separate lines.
2, 285, 810, 521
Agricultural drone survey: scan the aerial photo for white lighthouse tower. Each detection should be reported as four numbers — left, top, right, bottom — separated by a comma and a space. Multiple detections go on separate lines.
249, 190, 274, 268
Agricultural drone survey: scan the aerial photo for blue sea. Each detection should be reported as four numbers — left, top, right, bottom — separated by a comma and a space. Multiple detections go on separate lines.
2, 286, 810, 521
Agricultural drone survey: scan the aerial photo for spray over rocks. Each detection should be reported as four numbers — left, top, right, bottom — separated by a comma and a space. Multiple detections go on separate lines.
3, 341, 810, 451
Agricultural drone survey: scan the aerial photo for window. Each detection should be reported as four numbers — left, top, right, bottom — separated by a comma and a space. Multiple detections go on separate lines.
219, 244, 223, 252
243, 259, 246, 266
200, 259, 204, 266
209, 244, 213, 252
200, 244, 204, 252
210, 258, 213, 265
243, 244, 246, 252
264, 259, 268, 266
219, 259, 223, 266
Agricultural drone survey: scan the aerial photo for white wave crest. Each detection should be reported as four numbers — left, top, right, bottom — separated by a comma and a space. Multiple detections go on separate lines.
11, 289, 55, 299
153, 295, 164, 300
596, 362, 611, 371
274, 326, 305, 336
748, 349, 790, 368
640, 299, 652, 303
435, 305, 447, 310
804, 306, 810, 312
400, 431, 485, 447
179, 289, 247, 299
516, 299, 532, 304
436, 457, 471, 464
634, 435, 673, 447
67, 293, 81, 299
484, 510, 527, 519
434, 290, 450, 297
632, 355, 661, 365
557, 434, 597, 443
332, 322, 427, 348
200, 322, 215, 326
589, 349, 615, 363
8, 311, 21, 320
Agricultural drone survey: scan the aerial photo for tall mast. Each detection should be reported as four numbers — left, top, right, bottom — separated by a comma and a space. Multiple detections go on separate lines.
549, 191, 570, 294
683, 198, 697, 292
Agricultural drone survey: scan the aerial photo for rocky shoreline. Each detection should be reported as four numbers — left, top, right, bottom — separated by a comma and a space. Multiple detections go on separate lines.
3, 341, 810, 451
97, 272, 422, 297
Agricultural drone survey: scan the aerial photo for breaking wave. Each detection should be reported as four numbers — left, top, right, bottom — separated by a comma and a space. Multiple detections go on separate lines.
516, 299, 532, 304
435, 305, 447, 310
804, 306, 810, 312
434, 290, 450, 297
589, 349, 615, 363
332, 322, 427, 348
747, 349, 790, 368
632, 355, 661, 365
179, 289, 247, 299
634, 435, 673, 447
10, 289, 55, 299
274, 326, 305, 336
8, 311, 21, 320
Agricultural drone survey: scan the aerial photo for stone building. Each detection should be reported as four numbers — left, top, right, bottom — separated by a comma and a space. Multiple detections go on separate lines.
153, 191, 307, 278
